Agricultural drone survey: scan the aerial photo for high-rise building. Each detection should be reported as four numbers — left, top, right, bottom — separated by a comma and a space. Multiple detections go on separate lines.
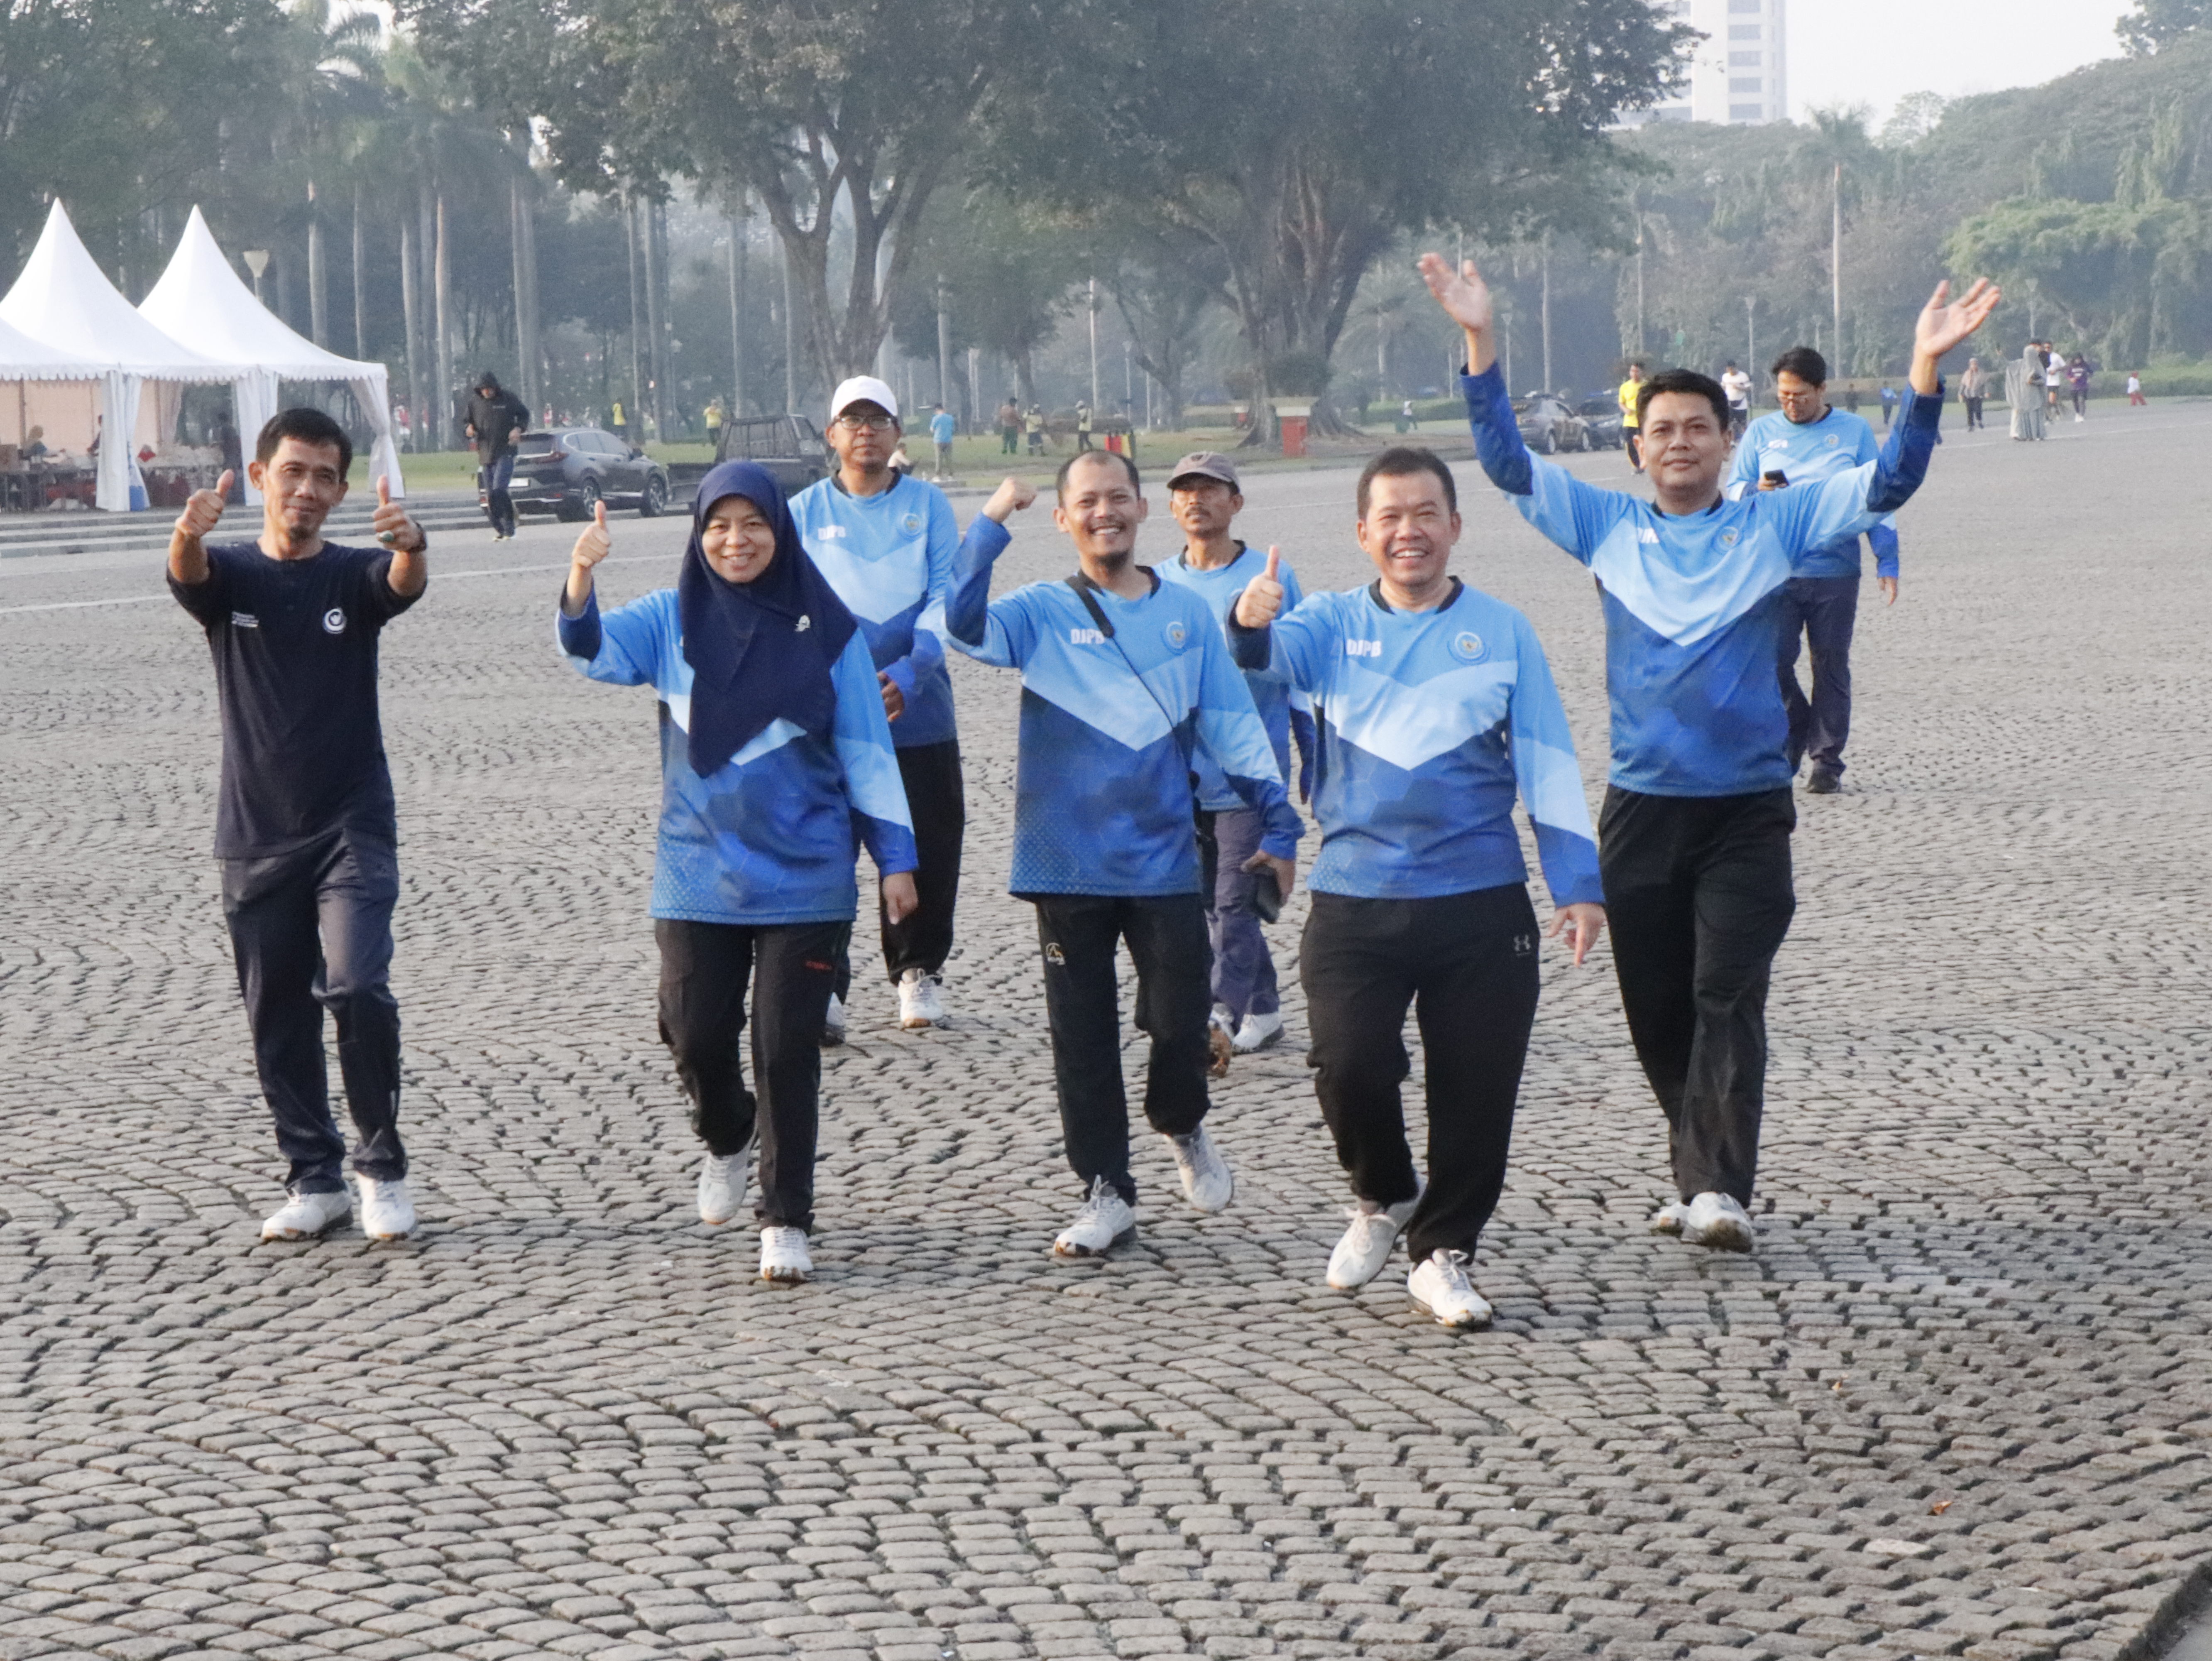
1631, 0, 1789, 127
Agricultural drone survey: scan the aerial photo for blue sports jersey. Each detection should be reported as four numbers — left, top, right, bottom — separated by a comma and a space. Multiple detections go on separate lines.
947, 520, 1302, 897
1727, 407, 1901, 580
788, 473, 961, 748
1231, 581, 1602, 904
1158, 543, 1311, 810
1462, 362, 1940, 797
558, 588, 917, 925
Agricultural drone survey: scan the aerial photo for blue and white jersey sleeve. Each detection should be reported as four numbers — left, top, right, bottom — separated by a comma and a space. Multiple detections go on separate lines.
827, 630, 919, 877
1461, 365, 1642, 565
1503, 612, 1603, 908
1188, 624, 1302, 859
944, 514, 1025, 665
558, 583, 666, 688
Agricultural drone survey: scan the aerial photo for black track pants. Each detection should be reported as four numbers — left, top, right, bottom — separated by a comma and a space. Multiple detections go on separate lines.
1598, 787, 1796, 1205
1300, 885, 1541, 1263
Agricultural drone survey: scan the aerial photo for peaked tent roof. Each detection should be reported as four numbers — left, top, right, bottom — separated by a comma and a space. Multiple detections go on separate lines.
139, 207, 383, 379
0, 310, 110, 380
0, 201, 229, 379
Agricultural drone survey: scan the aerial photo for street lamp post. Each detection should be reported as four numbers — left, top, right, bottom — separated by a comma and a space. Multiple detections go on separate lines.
243, 249, 270, 305
1745, 297, 1757, 407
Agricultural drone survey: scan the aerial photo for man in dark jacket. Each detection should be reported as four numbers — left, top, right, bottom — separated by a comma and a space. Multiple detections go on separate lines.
463, 371, 531, 540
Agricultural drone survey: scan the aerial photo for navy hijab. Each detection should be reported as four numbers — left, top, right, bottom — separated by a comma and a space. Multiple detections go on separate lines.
678, 460, 857, 778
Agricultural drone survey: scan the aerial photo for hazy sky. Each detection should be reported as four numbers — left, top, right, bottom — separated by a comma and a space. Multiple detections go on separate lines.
1788, 0, 2135, 127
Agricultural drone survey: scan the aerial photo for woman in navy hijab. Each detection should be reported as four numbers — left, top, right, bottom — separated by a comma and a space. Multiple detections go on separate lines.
557, 461, 918, 1285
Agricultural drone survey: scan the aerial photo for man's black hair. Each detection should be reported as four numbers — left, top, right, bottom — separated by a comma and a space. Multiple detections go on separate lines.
1770, 345, 1828, 387
475, 369, 502, 391
1055, 447, 1140, 502
254, 407, 352, 475
1637, 369, 1731, 431
1357, 446, 1457, 517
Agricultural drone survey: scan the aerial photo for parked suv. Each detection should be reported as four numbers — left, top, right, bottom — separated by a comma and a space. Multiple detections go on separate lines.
503, 427, 672, 522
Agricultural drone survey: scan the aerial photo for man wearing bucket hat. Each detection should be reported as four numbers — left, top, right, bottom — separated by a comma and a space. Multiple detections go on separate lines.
790, 375, 971, 1040
1157, 451, 1316, 1057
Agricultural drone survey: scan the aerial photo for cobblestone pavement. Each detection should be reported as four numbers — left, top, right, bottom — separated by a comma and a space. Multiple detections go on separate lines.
3, 406, 2210, 1661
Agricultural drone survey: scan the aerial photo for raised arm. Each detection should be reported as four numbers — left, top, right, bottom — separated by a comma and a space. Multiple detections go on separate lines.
168, 469, 236, 588
944, 475, 1037, 662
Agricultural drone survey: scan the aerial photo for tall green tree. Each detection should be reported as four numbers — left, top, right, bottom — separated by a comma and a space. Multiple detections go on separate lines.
986, 0, 1691, 443
2119, 0, 2210, 56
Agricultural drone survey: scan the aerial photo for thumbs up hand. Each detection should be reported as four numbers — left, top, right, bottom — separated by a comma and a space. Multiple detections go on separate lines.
564, 500, 611, 614
1233, 545, 1286, 630
175, 471, 232, 542
371, 474, 425, 553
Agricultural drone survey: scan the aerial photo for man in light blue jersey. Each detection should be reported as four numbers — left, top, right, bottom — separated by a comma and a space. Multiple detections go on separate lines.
1728, 345, 1901, 794
1228, 447, 1607, 1330
946, 448, 1303, 1259
791, 375, 974, 1038
1158, 451, 1317, 1058
1421, 250, 1998, 1254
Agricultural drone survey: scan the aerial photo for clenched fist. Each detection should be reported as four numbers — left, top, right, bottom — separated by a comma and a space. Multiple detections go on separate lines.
982, 475, 1037, 524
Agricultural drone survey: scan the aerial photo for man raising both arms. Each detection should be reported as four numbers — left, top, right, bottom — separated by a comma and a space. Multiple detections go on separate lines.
790, 377, 971, 1037
946, 449, 1303, 1258
1730, 346, 1901, 795
1422, 250, 1996, 1252
168, 410, 430, 1243
1229, 450, 1606, 1330
1157, 452, 1317, 1057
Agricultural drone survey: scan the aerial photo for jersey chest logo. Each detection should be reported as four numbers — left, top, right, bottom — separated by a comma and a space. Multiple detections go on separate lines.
1449, 631, 1485, 663
321, 608, 347, 635
1069, 627, 1106, 646
1164, 620, 1187, 650
1345, 639, 1382, 659
900, 513, 924, 536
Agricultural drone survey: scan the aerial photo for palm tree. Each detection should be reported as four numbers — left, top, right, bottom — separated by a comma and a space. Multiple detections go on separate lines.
280, 0, 385, 348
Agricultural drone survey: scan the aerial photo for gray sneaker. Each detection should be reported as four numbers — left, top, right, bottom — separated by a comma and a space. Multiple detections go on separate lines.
1327, 1180, 1425, 1289
1165, 1126, 1234, 1213
1683, 1191, 1755, 1252
1053, 1177, 1138, 1258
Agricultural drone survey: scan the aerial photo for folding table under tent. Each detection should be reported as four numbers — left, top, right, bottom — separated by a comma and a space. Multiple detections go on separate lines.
0, 315, 115, 512
0, 201, 230, 512
139, 206, 405, 506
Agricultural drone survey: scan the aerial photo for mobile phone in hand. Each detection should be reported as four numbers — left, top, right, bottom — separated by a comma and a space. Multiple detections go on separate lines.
1762, 469, 1788, 488
1251, 865, 1284, 924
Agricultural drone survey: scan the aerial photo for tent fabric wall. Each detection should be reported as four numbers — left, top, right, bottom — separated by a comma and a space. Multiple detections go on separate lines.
139, 209, 404, 502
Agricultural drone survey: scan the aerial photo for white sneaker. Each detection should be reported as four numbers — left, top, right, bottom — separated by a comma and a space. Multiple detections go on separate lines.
1327, 1181, 1424, 1289
1682, 1191, 1755, 1252
1165, 1126, 1235, 1213
759, 1225, 812, 1284
1650, 1200, 1691, 1236
1052, 1176, 1137, 1258
1231, 1010, 1285, 1054
820, 994, 847, 1047
358, 1176, 416, 1240
1407, 1249, 1493, 1330
897, 968, 945, 1029
260, 1188, 351, 1242
697, 1147, 750, 1226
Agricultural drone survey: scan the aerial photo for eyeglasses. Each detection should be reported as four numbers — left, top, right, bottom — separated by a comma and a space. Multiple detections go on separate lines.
833, 413, 896, 432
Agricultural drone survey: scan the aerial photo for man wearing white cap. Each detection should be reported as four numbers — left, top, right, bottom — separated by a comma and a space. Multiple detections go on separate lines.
789, 375, 973, 1036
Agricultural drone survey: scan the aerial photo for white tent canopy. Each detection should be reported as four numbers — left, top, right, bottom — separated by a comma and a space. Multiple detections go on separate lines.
0, 201, 231, 510
139, 207, 403, 502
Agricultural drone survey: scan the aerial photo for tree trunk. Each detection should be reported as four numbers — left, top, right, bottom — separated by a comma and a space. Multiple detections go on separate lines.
351, 186, 367, 363
434, 192, 455, 450
646, 201, 671, 437
1014, 347, 1036, 412
399, 216, 423, 449
624, 190, 644, 434
307, 180, 328, 348
509, 172, 541, 415
727, 201, 746, 416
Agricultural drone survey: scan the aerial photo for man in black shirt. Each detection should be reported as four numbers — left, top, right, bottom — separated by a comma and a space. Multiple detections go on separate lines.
168, 407, 430, 1243
462, 370, 531, 541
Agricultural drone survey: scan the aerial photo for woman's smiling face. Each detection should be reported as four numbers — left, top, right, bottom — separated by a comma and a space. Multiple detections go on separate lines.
701, 495, 777, 583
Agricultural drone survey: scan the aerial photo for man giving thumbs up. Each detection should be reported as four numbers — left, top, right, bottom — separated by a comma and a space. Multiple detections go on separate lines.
168, 409, 430, 1246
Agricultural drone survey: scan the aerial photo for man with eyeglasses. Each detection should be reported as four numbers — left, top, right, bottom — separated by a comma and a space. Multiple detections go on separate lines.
790, 376, 976, 1037
1728, 346, 1901, 796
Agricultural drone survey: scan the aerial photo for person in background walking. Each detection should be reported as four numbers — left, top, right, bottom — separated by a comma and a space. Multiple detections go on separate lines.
557, 462, 919, 1287
1617, 362, 1647, 474
1158, 451, 1317, 1060
1397, 398, 1415, 436
1959, 358, 1988, 431
2043, 344, 2065, 420
704, 396, 726, 456
2009, 344, 2048, 442
929, 403, 958, 479
2129, 371, 2147, 407
166, 409, 430, 1245
464, 371, 531, 542
610, 398, 629, 446
1732, 347, 1900, 795
790, 377, 977, 1039
1074, 402, 1094, 452
998, 397, 1021, 455
2067, 354, 2090, 421
1879, 384, 1896, 429
1720, 361, 1752, 439
1025, 404, 1046, 456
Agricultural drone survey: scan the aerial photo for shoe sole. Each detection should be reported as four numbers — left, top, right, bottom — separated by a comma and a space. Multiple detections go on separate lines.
1052, 1224, 1138, 1259
1409, 1293, 1493, 1330
898, 1015, 939, 1029
760, 1267, 811, 1284
365, 1225, 415, 1241
261, 1222, 348, 1241
1232, 1029, 1285, 1055
1685, 1222, 1754, 1253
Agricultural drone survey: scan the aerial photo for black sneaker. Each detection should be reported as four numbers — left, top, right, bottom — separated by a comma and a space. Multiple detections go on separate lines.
1807, 769, 1842, 794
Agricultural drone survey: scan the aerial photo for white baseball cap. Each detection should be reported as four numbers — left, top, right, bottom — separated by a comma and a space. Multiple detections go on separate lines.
828, 375, 899, 423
